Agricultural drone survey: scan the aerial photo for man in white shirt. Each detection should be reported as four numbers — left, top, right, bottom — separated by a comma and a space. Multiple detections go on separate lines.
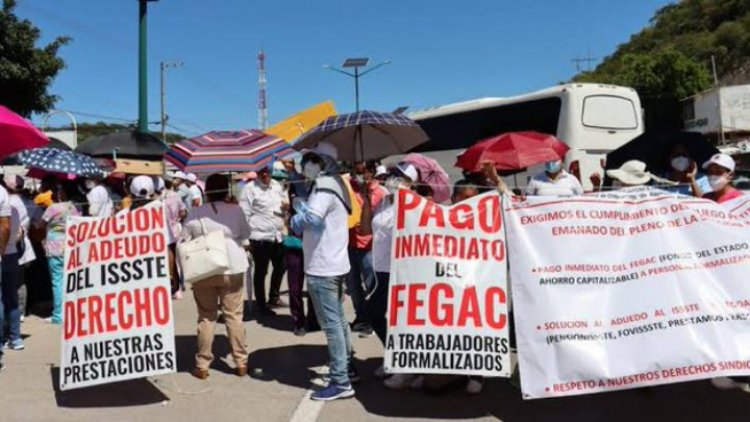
186, 173, 204, 208
1, 175, 27, 351
85, 177, 113, 217
240, 167, 288, 316
172, 171, 193, 210
0, 182, 13, 370
526, 160, 584, 197
291, 142, 356, 401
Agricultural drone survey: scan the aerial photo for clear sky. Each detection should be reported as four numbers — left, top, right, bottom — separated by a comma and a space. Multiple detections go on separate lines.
16, 0, 673, 136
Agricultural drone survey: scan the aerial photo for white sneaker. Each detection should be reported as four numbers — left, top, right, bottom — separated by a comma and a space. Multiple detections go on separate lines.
711, 377, 750, 392
373, 365, 388, 379
466, 378, 484, 394
384, 373, 416, 389
410, 375, 425, 389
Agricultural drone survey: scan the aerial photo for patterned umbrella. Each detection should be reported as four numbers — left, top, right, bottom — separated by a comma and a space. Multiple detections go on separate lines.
401, 153, 451, 203
19, 148, 104, 179
165, 129, 296, 174
294, 111, 429, 161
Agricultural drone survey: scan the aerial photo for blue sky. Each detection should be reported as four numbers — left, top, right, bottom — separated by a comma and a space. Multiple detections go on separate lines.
17, 0, 673, 136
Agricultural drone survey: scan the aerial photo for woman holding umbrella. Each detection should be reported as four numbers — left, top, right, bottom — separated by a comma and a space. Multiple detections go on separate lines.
38, 182, 81, 324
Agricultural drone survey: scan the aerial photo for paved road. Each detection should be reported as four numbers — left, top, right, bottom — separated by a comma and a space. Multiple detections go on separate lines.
2, 292, 750, 422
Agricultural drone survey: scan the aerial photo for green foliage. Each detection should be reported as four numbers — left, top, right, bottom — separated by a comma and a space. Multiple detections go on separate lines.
0, 0, 70, 117
573, 0, 750, 128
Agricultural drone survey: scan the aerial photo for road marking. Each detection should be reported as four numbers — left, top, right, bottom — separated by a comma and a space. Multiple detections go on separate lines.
289, 389, 325, 422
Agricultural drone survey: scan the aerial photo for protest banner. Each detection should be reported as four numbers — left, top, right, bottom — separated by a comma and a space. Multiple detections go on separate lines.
505, 187, 750, 399
384, 189, 510, 377
60, 205, 176, 390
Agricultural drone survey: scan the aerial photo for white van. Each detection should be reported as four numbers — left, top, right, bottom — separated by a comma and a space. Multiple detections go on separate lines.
407, 83, 644, 191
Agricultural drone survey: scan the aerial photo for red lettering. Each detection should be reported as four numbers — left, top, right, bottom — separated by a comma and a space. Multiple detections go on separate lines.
117, 291, 133, 330
407, 283, 426, 326
87, 295, 104, 335
396, 190, 421, 230
104, 293, 117, 332
418, 201, 445, 228
477, 195, 501, 234
449, 204, 474, 230
389, 284, 407, 326
429, 283, 453, 326
66, 224, 77, 247
153, 286, 170, 324
134, 289, 152, 327
64, 302, 75, 340
457, 286, 482, 327
485, 287, 507, 329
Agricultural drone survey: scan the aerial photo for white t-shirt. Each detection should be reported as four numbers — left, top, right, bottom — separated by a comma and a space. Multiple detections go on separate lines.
372, 196, 395, 274
526, 171, 584, 197
189, 185, 204, 207
303, 190, 350, 277
0, 186, 11, 261
181, 201, 251, 275
239, 179, 287, 242
87, 184, 113, 217
5, 195, 28, 256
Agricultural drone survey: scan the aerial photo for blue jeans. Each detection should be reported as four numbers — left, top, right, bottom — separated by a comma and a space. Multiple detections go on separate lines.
1, 254, 20, 342
48, 256, 64, 324
346, 248, 374, 323
307, 274, 352, 386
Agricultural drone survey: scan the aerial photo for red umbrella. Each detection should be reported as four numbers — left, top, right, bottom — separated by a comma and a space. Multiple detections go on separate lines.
0, 106, 49, 158
455, 131, 569, 172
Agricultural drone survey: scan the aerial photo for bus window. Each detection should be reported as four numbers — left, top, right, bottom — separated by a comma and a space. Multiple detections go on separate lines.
582, 95, 638, 130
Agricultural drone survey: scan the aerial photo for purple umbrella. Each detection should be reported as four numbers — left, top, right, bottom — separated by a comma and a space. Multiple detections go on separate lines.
401, 153, 451, 203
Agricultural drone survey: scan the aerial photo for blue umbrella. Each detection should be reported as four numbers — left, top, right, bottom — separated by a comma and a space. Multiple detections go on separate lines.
294, 110, 429, 161
19, 148, 104, 179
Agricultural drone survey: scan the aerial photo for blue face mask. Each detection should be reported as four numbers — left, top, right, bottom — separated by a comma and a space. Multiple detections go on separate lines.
545, 161, 562, 173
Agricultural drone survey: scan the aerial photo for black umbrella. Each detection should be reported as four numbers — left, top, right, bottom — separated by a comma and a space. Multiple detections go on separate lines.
76, 131, 168, 160
606, 131, 719, 174
2, 136, 72, 165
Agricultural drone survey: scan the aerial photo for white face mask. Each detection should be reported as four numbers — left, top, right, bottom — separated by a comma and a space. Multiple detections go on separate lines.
708, 175, 730, 192
84, 180, 97, 190
303, 162, 322, 180
671, 156, 690, 172
385, 177, 404, 195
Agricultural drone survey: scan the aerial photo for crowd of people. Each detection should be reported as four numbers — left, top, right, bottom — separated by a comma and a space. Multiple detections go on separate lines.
0, 139, 743, 401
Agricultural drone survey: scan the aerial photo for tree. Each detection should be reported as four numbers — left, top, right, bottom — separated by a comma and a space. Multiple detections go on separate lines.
0, 0, 70, 117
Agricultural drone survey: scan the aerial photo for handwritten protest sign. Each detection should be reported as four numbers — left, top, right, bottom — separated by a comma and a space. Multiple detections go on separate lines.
60, 205, 176, 390
384, 190, 510, 377
505, 188, 750, 398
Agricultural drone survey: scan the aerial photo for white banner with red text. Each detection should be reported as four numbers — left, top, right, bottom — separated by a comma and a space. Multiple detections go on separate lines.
60, 204, 176, 390
384, 190, 511, 377
505, 187, 750, 399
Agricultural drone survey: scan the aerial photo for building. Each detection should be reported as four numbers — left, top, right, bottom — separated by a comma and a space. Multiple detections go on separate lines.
682, 84, 750, 142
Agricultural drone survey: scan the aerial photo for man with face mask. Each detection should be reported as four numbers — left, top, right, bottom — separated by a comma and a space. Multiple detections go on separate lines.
526, 159, 583, 196
240, 166, 288, 316
346, 161, 386, 336
663, 144, 711, 197
84, 177, 113, 218
701, 153, 743, 204
291, 142, 358, 401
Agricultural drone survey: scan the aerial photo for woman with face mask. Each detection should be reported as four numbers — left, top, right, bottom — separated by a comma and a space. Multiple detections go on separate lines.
700, 154, 743, 204
526, 159, 583, 197
359, 163, 423, 389
663, 144, 711, 197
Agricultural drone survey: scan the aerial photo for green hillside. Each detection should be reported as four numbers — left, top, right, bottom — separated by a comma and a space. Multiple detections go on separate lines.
574, 0, 750, 129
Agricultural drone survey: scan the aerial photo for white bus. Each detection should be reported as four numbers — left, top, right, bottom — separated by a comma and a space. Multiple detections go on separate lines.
406, 83, 644, 191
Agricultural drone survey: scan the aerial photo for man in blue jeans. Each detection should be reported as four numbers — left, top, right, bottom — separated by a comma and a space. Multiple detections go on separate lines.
292, 142, 357, 401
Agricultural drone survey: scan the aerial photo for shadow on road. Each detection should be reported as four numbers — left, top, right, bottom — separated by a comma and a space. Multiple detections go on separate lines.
50, 367, 169, 408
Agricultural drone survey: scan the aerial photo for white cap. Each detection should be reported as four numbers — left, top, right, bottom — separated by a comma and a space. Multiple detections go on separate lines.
186, 173, 198, 183
702, 153, 736, 172
130, 175, 155, 198
173, 171, 187, 180
304, 141, 338, 160
396, 163, 419, 182
375, 165, 388, 177
606, 160, 651, 186
154, 176, 165, 192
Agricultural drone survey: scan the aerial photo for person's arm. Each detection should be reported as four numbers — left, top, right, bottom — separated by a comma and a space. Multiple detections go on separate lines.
87, 189, 103, 217
481, 161, 511, 195
290, 191, 327, 235
239, 184, 254, 222
359, 184, 374, 235
687, 163, 704, 197
571, 176, 584, 196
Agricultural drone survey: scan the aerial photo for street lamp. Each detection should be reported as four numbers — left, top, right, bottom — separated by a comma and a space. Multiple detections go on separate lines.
324, 57, 391, 112
138, 0, 159, 134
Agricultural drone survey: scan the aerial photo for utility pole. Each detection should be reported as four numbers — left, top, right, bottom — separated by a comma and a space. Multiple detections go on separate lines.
160, 61, 183, 142
138, 0, 158, 134
324, 58, 391, 113
257, 50, 268, 130
572, 53, 597, 72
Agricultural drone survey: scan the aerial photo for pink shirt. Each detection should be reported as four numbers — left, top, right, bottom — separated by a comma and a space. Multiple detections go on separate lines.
703, 188, 743, 204
164, 190, 186, 244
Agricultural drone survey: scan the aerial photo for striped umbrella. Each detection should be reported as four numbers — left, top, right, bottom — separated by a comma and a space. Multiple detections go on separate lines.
294, 111, 429, 162
165, 130, 296, 174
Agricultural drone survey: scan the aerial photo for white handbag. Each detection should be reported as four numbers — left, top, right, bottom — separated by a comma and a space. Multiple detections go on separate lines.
177, 218, 230, 284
